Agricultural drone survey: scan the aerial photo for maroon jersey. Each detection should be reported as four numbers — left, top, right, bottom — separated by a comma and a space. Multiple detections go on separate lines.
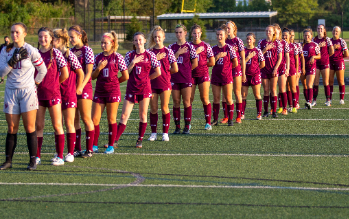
312, 36, 332, 65
226, 37, 244, 76
245, 47, 264, 77
124, 50, 160, 95
288, 43, 299, 74
189, 41, 214, 77
60, 51, 82, 100
70, 46, 94, 93
257, 39, 282, 75
302, 42, 320, 72
149, 47, 177, 90
211, 44, 237, 83
330, 38, 348, 62
36, 48, 67, 100
168, 42, 197, 83
278, 39, 290, 70
296, 43, 303, 72
93, 52, 127, 96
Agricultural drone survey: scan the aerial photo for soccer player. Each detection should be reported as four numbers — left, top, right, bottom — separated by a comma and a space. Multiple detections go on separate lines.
113, 32, 160, 148
0, 23, 47, 170
225, 21, 246, 123
147, 26, 178, 142
169, 24, 198, 134
211, 26, 238, 126
0, 36, 11, 84
283, 28, 299, 113
258, 25, 283, 118
35, 27, 69, 166
189, 24, 215, 130
52, 28, 84, 163
313, 24, 334, 106
292, 31, 303, 109
242, 33, 265, 120
302, 29, 321, 109
91, 31, 128, 154
329, 26, 348, 105
274, 24, 290, 115
68, 25, 95, 158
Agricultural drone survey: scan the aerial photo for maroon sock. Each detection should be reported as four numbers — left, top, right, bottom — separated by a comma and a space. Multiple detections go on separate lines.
67, 133, 76, 155
292, 92, 297, 108
173, 107, 180, 128
324, 85, 330, 100
85, 130, 94, 151
296, 86, 300, 104
184, 106, 192, 129
150, 113, 158, 133
138, 122, 147, 141
222, 102, 228, 119
282, 92, 287, 109
339, 85, 345, 100
36, 137, 43, 158
108, 123, 118, 147
162, 113, 170, 134
115, 123, 126, 142
256, 99, 262, 115
75, 128, 82, 151
236, 103, 242, 119
263, 96, 269, 112
213, 103, 220, 121
242, 99, 247, 116
313, 85, 319, 101
93, 125, 100, 146
278, 93, 283, 108
303, 89, 308, 101
308, 88, 313, 103
269, 95, 273, 110
330, 85, 333, 100
55, 134, 65, 159
203, 103, 211, 124
227, 104, 234, 121
272, 96, 277, 112
287, 90, 292, 107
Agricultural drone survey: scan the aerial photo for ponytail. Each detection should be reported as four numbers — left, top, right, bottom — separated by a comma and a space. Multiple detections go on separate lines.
53, 28, 70, 59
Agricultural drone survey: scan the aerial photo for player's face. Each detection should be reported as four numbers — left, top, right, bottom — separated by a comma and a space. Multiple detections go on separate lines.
226, 23, 234, 36
101, 37, 113, 52
38, 31, 52, 48
4, 37, 10, 45
303, 32, 312, 43
275, 28, 280, 38
11, 25, 26, 44
266, 27, 274, 38
153, 31, 164, 45
69, 30, 82, 46
216, 30, 225, 42
191, 28, 202, 41
52, 37, 62, 49
246, 35, 255, 46
317, 25, 325, 37
282, 32, 289, 41
175, 28, 186, 41
133, 35, 145, 49
290, 32, 295, 42
332, 27, 341, 39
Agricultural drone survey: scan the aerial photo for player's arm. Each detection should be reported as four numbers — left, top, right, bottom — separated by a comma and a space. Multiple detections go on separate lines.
149, 67, 161, 80
119, 70, 129, 83
75, 68, 84, 95
117, 55, 129, 83
191, 58, 198, 70
295, 54, 299, 72
59, 66, 69, 83
170, 62, 178, 74
0, 48, 12, 77
32, 49, 47, 84
259, 60, 265, 69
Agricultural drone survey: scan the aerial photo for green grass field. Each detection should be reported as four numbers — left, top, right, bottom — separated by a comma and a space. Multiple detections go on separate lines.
0, 54, 349, 218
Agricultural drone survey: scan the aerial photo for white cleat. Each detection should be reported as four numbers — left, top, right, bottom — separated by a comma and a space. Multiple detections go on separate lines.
65, 153, 74, 163
339, 99, 345, 105
148, 133, 157, 141
35, 157, 41, 165
51, 154, 58, 162
311, 101, 317, 107
162, 133, 169, 142
52, 157, 64, 166
325, 101, 331, 106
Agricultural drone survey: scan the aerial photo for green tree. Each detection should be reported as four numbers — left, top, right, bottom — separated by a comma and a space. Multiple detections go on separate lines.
126, 16, 142, 41
184, 14, 207, 40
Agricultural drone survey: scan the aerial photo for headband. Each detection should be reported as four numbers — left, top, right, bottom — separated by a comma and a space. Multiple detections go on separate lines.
69, 28, 81, 35
103, 35, 113, 41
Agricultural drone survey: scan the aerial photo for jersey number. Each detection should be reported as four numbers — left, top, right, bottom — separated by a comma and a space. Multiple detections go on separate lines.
103, 69, 109, 77
13, 61, 21, 69
217, 58, 224, 65
246, 59, 252, 65
136, 66, 142, 74
177, 56, 183, 64
266, 51, 272, 58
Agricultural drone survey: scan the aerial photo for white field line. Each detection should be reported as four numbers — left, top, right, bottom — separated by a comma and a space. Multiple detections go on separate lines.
0, 182, 348, 191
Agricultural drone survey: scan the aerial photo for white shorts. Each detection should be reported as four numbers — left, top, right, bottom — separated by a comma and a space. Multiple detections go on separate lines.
3, 86, 38, 114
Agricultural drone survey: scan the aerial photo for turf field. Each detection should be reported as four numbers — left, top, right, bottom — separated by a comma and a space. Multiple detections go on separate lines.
0, 51, 349, 218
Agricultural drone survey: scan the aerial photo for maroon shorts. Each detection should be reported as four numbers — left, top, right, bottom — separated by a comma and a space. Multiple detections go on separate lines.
171, 82, 193, 90
306, 68, 316, 76
77, 89, 93, 100
124, 93, 152, 103
278, 64, 286, 76
152, 87, 171, 94
192, 76, 210, 85
232, 66, 242, 77
39, 98, 61, 108
61, 99, 77, 110
211, 80, 233, 86
261, 73, 278, 79
93, 95, 121, 104
242, 75, 261, 86
288, 65, 297, 77
330, 60, 345, 71
316, 63, 330, 70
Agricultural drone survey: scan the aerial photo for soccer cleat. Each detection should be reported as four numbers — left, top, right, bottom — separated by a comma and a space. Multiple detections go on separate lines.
272, 112, 278, 118
227, 120, 234, 126
256, 114, 262, 120
204, 123, 212, 130
282, 109, 288, 115
211, 120, 218, 126
291, 107, 297, 113
65, 153, 74, 163
148, 133, 157, 141
276, 108, 283, 114
81, 150, 93, 158
104, 142, 118, 148
311, 101, 317, 107
340, 99, 345, 105
92, 146, 98, 153
262, 111, 269, 117
73, 150, 83, 157
182, 127, 190, 134
51, 154, 58, 162
52, 157, 64, 166
0, 162, 12, 170
220, 118, 228, 124
27, 162, 37, 171
325, 101, 331, 106
173, 127, 181, 134
36, 157, 41, 165
295, 104, 300, 109
104, 146, 114, 154
235, 118, 242, 124
270, 109, 273, 114
104, 144, 108, 148
189, 124, 192, 130
241, 115, 245, 120
162, 133, 169, 141
305, 102, 312, 110
136, 140, 143, 148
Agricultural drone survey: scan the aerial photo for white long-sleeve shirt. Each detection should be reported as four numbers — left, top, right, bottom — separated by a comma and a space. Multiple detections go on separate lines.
0, 43, 47, 89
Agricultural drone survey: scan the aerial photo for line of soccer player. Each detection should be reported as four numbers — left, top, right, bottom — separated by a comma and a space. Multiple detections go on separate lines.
0, 22, 347, 169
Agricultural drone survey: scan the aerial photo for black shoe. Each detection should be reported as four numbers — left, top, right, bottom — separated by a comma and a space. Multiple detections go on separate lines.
0, 162, 12, 170
73, 150, 83, 157
211, 120, 218, 126
173, 127, 181, 134
228, 120, 234, 126
262, 111, 269, 117
27, 162, 37, 171
81, 150, 93, 158
182, 127, 190, 134
272, 112, 278, 118
136, 140, 143, 148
